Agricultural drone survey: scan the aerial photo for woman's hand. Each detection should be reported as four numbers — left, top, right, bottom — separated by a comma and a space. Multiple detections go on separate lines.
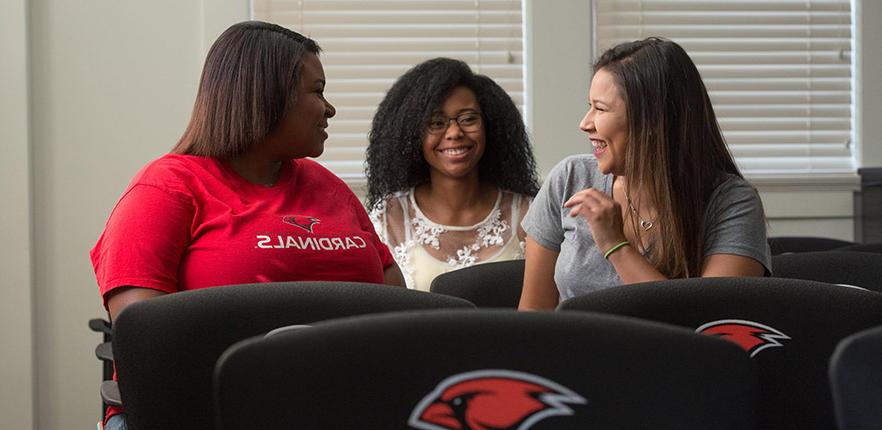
563, 188, 627, 252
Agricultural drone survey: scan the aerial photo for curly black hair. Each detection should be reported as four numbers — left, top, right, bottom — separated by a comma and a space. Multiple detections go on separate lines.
365, 57, 539, 208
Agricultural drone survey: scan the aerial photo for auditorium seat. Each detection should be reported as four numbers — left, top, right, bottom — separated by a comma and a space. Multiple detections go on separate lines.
215, 310, 758, 429
771, 251, 882, 292
767, 236, 854, 255
557, 277, 882, 430
835, 242, 882, 254
829, 324, 882, 430
430, 259, 525, 308
111, 281, 474, 430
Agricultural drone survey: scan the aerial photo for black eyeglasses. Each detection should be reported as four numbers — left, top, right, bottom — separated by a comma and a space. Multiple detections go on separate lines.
426, 111, 483, 134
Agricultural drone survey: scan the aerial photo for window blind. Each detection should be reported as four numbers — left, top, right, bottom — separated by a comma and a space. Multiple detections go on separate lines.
594, 0, 854, 174
253, 0, 524, 180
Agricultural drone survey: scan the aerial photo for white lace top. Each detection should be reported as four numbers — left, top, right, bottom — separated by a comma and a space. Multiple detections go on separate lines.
370, 188, 531, 291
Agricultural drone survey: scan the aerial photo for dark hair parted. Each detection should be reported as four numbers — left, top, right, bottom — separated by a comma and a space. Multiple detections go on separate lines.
172, 21, 320, 158
365, 57, 539, 209
595, 37, 744, 278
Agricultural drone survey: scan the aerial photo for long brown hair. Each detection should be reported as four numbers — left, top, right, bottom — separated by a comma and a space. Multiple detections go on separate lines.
172, 21, 320, 158
594, 37, 743, 277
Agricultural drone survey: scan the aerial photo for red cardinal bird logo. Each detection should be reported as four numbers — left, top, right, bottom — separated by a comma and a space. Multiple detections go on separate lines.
282, 215, 320, 233
409, 369, 587, 430
696, 319, 791, 357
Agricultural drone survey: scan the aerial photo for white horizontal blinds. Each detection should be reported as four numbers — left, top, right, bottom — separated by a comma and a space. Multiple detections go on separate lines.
253, 0, 525, 180
594, 0, 854, 174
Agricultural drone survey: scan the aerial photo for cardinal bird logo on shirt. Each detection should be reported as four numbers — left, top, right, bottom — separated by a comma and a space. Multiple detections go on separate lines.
282, 215, 320, 233
696, 319, 791, 357
409, 369, 587, 430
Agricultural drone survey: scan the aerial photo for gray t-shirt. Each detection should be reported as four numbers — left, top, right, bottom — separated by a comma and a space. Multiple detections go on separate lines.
522, 154, 772, 302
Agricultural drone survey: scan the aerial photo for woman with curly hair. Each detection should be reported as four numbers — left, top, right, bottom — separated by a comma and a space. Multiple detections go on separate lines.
519, 38, 771, 310
366, 58, 540, 291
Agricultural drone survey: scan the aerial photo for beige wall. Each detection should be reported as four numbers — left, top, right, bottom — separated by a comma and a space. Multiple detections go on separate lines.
1, 0, 34, 428
1, 1, 878, 429
759, 179, 859, 240
524, 0, 592, 175
29, 2, 200, 428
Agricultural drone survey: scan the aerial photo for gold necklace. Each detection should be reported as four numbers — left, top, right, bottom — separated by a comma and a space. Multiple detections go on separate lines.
624, 189, 655, 231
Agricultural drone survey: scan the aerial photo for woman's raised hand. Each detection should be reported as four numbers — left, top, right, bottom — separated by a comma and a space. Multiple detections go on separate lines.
563, 188, 627, 252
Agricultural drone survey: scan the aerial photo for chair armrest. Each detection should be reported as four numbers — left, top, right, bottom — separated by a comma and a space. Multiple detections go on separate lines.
89, 318, 112, 336
100, 381, 122, 407
95, 342, 113, 362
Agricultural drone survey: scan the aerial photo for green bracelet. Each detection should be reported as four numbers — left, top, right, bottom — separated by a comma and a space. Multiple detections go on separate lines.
603, 241, 631, 259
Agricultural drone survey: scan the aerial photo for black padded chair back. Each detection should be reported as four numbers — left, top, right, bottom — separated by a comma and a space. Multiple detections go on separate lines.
111, 282, 474, 430
830, 324, 882, 430
215, 310, 758, 430
558, 277, 882, 430
767, 236, 853, 255
836, 242, 882, 254
430, 259, 525, 308
771, 251, 882, 292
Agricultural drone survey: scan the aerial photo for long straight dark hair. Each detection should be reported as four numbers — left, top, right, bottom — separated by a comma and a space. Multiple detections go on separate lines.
595, 37, 743, 278
172, 21, 320, 159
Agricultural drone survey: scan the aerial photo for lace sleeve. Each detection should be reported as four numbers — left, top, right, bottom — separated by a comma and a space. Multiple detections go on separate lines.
371, 194, 415, 288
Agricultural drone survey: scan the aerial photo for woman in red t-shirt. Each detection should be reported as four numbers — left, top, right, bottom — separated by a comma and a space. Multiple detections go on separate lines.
91, 21, 404, 429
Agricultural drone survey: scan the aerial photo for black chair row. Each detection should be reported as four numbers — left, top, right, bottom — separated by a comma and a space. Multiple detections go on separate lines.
214, 302, 882, 430
106, 280, 749, 429
216, 278, 882, 429
429, 250, 882, 309
94, 274, 882, 429
768, 236, 882, 255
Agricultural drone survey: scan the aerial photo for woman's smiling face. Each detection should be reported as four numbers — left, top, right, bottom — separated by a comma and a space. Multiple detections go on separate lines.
421, 86, 486, 181
264, 52, 336, 160
579, 68, 629, 175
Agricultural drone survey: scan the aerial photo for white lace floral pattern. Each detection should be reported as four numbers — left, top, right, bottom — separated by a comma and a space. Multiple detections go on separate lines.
369, 188, 528, 290
392, 241, 416, 288
439, 209, 511, 269
412, 215, 447, 250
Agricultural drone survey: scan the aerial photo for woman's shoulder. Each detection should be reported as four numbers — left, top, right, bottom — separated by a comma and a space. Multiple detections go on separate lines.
371, 189, 411, 216
292, 158, 363, 201
129, 154, 213, 189
293, 158, 345, 184
710, 174, 758, 201
704, 174, 764, 220
500, 189, 532, 228
500, 189, 532, 204
382, 189, 412, 200
545, 154, 607, 188
561, 153, 601, 167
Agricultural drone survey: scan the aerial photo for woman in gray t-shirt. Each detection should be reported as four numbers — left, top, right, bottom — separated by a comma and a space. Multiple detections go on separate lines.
519, 38, 771, 310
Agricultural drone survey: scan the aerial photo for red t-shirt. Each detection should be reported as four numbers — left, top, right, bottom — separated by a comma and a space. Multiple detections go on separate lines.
92, 154, 394, 304
91, 154, 395, 422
